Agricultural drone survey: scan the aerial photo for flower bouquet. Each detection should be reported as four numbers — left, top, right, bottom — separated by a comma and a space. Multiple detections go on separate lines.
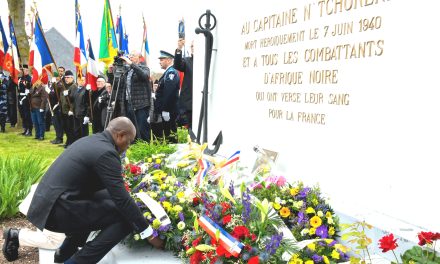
250, 176, 349, 263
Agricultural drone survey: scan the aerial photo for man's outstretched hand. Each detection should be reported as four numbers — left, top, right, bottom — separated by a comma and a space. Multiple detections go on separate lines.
148, 236, 165, 249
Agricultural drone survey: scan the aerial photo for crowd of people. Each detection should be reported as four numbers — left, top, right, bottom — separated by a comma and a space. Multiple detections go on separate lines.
2, 38, 194, 263
0, 38, 194, 145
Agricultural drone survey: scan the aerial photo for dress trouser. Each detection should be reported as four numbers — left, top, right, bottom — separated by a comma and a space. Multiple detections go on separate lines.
162, 112, 177, 143
19, 228, 65, 250
45, 190, 132, 264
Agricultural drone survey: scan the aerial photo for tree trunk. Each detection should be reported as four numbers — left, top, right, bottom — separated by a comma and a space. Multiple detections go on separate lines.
7, 0, 29, 66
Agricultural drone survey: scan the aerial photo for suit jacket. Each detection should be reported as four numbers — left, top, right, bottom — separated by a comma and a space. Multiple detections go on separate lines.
27, 131, 148, 233
174, 52, 193, 112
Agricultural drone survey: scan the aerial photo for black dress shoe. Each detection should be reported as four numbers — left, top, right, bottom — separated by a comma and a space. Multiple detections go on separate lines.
38, 137, 45, 141
51, 139, 63, 144
24, 131, 32, 137
2, 228, 20, 261
53, 244, 78, 263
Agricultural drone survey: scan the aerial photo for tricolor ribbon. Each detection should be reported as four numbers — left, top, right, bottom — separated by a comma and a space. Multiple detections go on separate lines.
198, 215, 244, 257
196, 158, 210, 186
221, 151, 240, 169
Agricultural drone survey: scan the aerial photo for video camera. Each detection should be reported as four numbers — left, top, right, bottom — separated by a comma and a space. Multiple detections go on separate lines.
113, 50, 130, 78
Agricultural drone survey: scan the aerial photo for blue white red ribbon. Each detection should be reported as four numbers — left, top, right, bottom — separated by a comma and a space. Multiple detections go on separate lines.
221, 151, 240, 169
196, 158, 210, 186
198, 215, 244, 257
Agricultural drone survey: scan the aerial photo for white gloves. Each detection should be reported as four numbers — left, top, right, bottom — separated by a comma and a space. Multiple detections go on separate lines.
86, 84, 91, 91
53, 103, 59, 110
68, 111, 73, 116
25, 89, 30, 95
39, 109, 44, 113
45, 86, 51, 93
98, 96, 102, 103
162, 111, 170, 122
147, 116, 150, 123
51, 77, 57, 83
63, 90, 68, 96
151, 93, 156, 99
83, 116, 90, 124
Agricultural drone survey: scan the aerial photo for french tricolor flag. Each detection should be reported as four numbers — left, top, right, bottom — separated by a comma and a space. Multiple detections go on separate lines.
86, 38, 98, 91
221, 151, 240, 169
198, 215, 244, 257
0, 17, 9, 70
3, 16, 20, 84
29, 14, 54, 84
74, 1, 87, 76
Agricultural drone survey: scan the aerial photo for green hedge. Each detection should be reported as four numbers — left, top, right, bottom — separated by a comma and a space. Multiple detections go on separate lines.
0, 155, 49, 219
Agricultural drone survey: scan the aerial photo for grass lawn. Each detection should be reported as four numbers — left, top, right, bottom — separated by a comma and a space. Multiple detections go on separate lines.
0, 125, 64, 163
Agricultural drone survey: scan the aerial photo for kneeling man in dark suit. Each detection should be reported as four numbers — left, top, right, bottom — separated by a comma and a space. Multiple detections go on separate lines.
27, 116, 163, 263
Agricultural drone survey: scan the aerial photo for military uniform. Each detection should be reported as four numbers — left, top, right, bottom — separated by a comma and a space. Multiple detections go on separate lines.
154, 51, 180, 143
17, 74, 33, 136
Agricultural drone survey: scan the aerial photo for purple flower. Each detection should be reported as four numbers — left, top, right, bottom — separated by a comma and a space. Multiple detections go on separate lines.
242, 189, 252, 224
265, 233, 283, 255
298, 211, 308, 224
153, 164, 160, 169
316, 225, 328, 238
298, 187, 310, 199
312, 254, 322, 262
159, 196, 166, 202
328, 240, 337, 247
228, 181, 235, 196
178, 212, 185, 222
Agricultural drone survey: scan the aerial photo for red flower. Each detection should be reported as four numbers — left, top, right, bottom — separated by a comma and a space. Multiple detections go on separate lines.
223, 215, 232, 225
248, 256, 259, 264
193, 197, 200, 206
190, 250, 205, 264
250, 233, 257, 241
379, 233, 398, 252
129, 164, 141, 175
192, 237, 202, 247
221, 202, 231, 214
232, 226, 250, 240
418, 231, 439, 246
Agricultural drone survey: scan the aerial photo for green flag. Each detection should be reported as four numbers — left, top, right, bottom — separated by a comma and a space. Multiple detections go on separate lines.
99, 0, 117, 66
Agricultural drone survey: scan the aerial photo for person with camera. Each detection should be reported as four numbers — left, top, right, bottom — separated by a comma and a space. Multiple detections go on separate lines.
112, 51, 152, 142
153, 50, 180, 143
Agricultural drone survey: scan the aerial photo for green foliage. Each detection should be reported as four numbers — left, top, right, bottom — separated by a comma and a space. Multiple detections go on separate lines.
127, 139, 177, 162
340, 220, 373, 263
0, 155, 49, 218
401, 246, 440, 264
176, 127, 189, 144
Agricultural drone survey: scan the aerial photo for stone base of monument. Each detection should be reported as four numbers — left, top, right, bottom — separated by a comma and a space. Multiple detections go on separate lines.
39, 243, 181, 264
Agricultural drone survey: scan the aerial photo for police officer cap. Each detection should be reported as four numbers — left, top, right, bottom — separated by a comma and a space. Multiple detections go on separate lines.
21, 64, 29, 69
158, 50, 174, 59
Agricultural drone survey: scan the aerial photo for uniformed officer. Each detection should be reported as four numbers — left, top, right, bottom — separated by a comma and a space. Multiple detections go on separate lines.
153, 50, 180, 143
17, 65, 33, 136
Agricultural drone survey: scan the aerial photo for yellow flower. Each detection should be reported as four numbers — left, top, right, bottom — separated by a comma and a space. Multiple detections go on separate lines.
147, 157, 153, 163
148, 192, 157, 198
325, 211, 332, 218
334, 244, 348, 253
279, 207, 291, 218
328, 226, 335, 236
289, 254, 304, 264
317, 211, 324, 217
177, 192, 185, 198
273, 203, 281, 210
152, 219, 161, 229
331, 249, 340, 259
290, 187, 299, 196
325, 239, 334, 244
312, 198, 318, 206
134, 234, 140, 241
293, 201, 303, 209
162, 201, 172, 211
306, 207, 316, 214
309, 228, 316, 235
165, 191, 173, 197
305, 261, 314, 264
160, 184, 167, 190
143, 212, 151, 218
172, 205, 183, 213
327, 216, 334, 225
156, 158, 162, 164
322, 256, 330, 264
307, 243, 316, 251
193, 167, 198, 172
177, 221, 186, 230
310, 216, 322, 228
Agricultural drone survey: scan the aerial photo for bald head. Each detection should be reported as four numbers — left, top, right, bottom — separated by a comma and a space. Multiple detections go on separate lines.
106, 117, 136, 135
107, 117, 136, 154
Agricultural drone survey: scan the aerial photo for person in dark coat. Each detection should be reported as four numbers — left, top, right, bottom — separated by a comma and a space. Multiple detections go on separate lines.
26, 117, 163, 264
29, 81, 48, 140
153, 50, 180, 143
71, 76, 90, 142
17, 66, 33, 136
0, 74, 8, 132
116, 52, 152, 142
174, 38, 193, 129
91, 76, 107, 134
